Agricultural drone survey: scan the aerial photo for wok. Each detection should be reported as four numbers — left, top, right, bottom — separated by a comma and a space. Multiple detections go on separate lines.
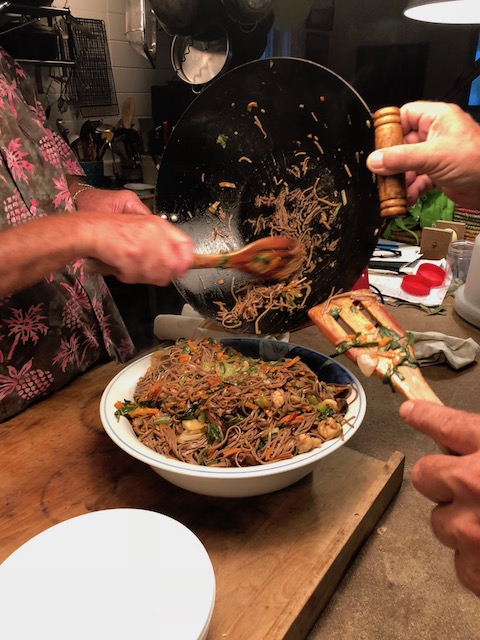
155, 57, 404, 335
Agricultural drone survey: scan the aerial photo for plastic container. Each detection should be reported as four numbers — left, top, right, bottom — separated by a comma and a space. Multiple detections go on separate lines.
447, 240, 474, 292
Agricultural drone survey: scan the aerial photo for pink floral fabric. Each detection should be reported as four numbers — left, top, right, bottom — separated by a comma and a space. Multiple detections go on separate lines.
0, 48, 134, 422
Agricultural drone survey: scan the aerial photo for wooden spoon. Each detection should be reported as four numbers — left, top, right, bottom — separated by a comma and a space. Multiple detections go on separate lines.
121, 97, 135, 129
192, 236, 304, 280
86, 236, 304, 282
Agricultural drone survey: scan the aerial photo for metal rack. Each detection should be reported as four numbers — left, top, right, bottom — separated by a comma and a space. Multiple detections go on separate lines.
0, 3, 75, 68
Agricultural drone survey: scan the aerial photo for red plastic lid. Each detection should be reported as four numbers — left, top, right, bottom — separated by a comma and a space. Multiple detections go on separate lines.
416, 263, 446, 287
401, 274, 431, 296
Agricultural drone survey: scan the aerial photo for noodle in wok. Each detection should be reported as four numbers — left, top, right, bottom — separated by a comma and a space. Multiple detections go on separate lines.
213, 163, 342, 333
115, 339, 355, 468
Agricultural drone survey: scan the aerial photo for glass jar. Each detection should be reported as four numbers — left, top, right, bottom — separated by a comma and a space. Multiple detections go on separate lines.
446, 240, 475, 292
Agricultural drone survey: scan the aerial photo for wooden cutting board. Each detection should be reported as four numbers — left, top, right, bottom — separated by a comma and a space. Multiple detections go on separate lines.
0, 359, 404, 640
205, 448, 404, 639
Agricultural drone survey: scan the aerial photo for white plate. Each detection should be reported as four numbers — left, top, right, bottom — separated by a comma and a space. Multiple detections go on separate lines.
124, 182, 155, 191
0, 509, 215, 640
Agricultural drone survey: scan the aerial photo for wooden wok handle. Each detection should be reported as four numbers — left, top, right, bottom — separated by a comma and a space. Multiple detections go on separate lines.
373, 107, 408, 219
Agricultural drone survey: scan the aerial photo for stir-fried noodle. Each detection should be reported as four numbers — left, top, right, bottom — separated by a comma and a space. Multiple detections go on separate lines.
213, 162, 342, 333
115, 339, 355, 468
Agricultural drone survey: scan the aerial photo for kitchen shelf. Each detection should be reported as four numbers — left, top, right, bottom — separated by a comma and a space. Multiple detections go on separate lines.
0, 4, 74, 69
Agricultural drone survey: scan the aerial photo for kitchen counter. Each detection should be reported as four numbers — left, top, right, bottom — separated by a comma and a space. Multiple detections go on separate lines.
1, 296, 480, 638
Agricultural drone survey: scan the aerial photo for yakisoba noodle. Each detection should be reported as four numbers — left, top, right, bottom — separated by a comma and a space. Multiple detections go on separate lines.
114, 338, 355, 468
213, 164, 342, 333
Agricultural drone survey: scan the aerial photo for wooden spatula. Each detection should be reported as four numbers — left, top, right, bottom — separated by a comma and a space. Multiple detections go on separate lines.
121, 97, 135, 129
192, 236, 304, 280
308, 289, 442, 403
308, 289, 455, 454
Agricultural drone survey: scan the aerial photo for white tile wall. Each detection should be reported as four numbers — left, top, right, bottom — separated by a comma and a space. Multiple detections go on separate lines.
44, 0, 174, 133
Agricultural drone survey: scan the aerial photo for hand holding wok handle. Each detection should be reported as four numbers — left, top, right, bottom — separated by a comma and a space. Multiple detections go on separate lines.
373, 106, 408, 219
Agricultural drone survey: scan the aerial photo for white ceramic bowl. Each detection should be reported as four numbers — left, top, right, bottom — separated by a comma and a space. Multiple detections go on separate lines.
100, 338, 366, 498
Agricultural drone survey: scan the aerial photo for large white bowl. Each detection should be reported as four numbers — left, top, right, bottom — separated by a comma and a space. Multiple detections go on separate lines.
100, 338, 366, 498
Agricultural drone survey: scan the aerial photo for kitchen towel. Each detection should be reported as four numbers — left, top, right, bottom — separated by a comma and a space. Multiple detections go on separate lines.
154, 304, 290, 342
411, 330, 480, 370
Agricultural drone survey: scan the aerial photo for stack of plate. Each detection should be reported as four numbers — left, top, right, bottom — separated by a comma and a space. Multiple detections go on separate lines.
0, 509, 215, 640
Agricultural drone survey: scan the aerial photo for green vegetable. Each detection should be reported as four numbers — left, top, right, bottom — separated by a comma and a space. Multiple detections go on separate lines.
255, 393, 271, 409
114, 399, 151, 418
207, 423, 221, 443
216, 133, 229, 148
180, 401, 201, 420
383, 190, 454, 244
317, 404, 335, 417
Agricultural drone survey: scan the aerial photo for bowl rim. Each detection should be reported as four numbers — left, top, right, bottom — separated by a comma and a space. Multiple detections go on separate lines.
100, 338, 366, 479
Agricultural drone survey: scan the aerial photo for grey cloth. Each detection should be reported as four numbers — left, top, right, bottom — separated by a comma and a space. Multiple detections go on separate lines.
411, 330, 480, 370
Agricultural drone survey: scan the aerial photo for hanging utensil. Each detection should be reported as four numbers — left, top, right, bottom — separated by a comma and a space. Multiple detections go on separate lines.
56, 118, 69, 143
155, 57, 406, 335
95, 124, 118, 176
121, 97, 136, 129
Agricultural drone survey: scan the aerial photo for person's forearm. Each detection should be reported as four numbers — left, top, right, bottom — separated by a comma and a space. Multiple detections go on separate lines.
0, 213, 93, 296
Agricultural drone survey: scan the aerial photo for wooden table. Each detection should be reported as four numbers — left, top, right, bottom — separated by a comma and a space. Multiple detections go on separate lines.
0, 325, 408, 639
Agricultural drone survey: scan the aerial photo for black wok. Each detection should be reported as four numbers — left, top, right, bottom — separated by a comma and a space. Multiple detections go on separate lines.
155, 57, 401, 335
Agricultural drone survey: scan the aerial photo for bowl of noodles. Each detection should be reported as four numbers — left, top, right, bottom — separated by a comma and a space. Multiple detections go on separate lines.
100, 338, 366, 498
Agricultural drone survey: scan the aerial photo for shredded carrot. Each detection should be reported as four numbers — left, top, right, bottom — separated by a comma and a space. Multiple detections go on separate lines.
270, 453, 294, 462
146, 380, 163, 398
278, 412, 300, 424
179, 353, 190, 363
377, 336, 392, 347
245, 401, 257, 410
270, 356, 300, 372
222, 447, 240, 457
129, 407, 160, 418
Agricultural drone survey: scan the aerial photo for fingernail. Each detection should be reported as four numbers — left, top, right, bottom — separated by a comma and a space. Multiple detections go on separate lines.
367, 150, 384, 171
399, 400, 414, 419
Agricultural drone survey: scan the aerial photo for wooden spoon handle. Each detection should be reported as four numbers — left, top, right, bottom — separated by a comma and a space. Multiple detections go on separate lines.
192, 253, 229, 269
373, 106, 408, 219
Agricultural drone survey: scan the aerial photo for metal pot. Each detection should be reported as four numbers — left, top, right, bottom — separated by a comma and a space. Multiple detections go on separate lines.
171, 25, 232, 86
222, 0, 273, 25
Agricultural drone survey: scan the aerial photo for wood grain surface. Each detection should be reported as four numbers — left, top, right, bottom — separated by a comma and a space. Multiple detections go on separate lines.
0, 351, 404, 639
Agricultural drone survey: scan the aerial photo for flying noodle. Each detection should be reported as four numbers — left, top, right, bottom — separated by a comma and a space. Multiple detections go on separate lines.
114, 339, 355, 468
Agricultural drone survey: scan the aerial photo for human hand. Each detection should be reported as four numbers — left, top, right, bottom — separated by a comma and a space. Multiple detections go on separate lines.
400, 399, 480, 597
80, 210, 194, 286
75, 186, 153, 216
367, 101, 480, 209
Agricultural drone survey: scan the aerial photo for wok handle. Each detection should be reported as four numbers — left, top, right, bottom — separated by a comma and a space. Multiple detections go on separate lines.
373, 106, 408, 219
